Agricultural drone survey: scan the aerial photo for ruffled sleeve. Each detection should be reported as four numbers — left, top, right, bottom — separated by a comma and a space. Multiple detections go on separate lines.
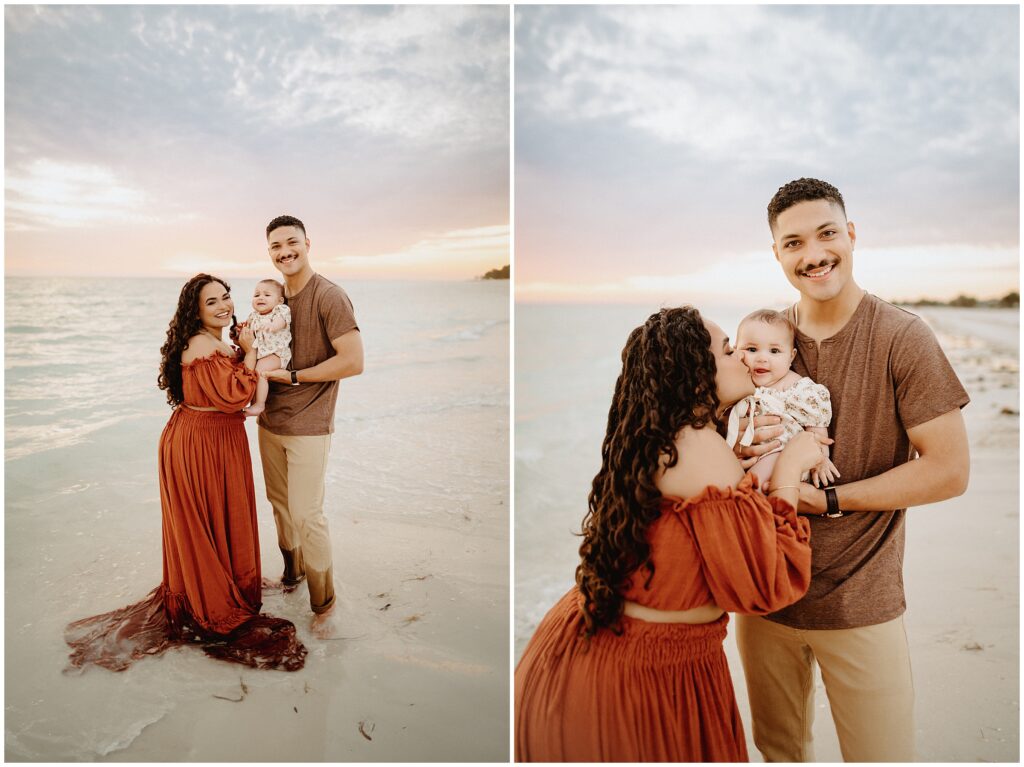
784, 377, 832, 428
183, 352, 257, 412
273, 303, 291, 325
672, 473, 811, 615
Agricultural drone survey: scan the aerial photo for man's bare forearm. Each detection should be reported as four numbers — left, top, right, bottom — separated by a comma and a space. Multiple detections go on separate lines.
296, 354, 363, 383
801, 456, 969, 514
293, 331, 364, 383
800, 408, 969, 514
835, 455, 968, 511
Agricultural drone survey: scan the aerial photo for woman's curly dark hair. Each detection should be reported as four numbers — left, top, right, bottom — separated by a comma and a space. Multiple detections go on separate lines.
157, 274, 235, 408
575, 306, 723, 638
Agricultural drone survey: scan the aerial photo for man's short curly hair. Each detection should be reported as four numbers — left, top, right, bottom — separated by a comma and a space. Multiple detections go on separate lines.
266, 215, 306, 239
767, 178, 846, 232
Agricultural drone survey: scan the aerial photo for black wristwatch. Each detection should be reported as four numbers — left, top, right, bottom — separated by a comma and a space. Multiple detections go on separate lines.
290, 370, 300, 386
823, 487, 844, 518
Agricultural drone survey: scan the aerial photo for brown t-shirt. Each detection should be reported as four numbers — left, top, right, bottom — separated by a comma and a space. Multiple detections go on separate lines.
257, 273, 359, 437
766, 293, 969, 630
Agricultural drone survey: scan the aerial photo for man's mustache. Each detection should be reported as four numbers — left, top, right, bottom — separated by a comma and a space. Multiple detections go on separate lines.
797, 257, 839, 277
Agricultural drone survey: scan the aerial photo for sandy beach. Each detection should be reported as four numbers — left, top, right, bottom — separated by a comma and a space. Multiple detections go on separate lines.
6, 277, 510, 762
514, 302, 1019, 762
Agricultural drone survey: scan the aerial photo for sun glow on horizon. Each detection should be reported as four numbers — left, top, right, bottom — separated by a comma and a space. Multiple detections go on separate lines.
329, 224, 510, 280
515, 245, 1020, 304
4, 222, 511, 281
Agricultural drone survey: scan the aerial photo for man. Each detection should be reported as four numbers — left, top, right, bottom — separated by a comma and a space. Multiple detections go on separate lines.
734, 178, 970, 761
257, 214, 363, 638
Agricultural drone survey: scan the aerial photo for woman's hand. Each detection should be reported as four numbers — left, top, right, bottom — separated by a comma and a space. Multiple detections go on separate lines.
778, 431, 825, 475
236, 325, 256, 354
733, 415, 785, 469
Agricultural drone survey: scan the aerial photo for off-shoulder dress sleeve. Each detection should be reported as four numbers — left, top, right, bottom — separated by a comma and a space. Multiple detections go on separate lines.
187, 353, 257, 413
784, 377, 832, 428
676, 473, 811, 614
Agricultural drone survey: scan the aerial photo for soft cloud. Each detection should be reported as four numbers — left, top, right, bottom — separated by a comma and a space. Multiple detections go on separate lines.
517, 6, 1017, 165
160, 254, 265, 276
118, 5, 508, 149
334, 225, 509, 279
6, 160, 150, 231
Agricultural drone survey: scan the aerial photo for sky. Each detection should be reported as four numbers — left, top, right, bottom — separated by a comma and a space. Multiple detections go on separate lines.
5, 5, 509, 280
515, 5, 1020, 304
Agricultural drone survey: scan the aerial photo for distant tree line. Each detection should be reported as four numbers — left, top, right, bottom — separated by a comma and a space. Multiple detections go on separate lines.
481, 265, 510, 280
898, 291, 1019, 309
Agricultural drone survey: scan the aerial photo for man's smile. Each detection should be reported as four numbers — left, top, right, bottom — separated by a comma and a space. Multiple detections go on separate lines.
799, 261, 836, 280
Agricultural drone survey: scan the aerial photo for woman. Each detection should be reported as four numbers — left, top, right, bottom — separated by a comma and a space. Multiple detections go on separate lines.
514, 306, 821, 761
65, 274, 306, 672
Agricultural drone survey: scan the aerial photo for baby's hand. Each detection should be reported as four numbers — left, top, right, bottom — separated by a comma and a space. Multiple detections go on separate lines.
811, 457, 841, 488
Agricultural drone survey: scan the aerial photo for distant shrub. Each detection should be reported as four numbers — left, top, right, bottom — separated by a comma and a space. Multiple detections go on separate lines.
482, 265, 510, 280
949, 294, 978, 308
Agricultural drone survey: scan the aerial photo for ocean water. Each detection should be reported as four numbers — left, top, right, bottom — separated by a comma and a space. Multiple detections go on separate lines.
5, 276, 509, 760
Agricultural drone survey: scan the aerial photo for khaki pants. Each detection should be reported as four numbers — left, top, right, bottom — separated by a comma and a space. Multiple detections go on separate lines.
736, 613, 915, 762
257, 427, 335, 614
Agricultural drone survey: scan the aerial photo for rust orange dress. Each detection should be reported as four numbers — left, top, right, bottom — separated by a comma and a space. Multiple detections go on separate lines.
65, 351, 306, 672
514, 474, 811, 762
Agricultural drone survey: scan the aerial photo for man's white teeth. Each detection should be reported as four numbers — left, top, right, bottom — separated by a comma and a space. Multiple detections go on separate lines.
803, 264, 833, 278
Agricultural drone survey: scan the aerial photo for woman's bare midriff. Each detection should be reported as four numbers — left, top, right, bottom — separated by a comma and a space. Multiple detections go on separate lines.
623, 600, 724, 624
184, 405, 222, 412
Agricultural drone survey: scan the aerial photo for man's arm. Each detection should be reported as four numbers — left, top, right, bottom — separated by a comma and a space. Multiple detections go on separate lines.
265, 330, 364, 384
797, 408, 969, 514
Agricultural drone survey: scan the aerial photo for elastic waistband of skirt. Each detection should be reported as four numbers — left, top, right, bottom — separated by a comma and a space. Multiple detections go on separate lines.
600, 612, 729, 665
173, 406, 243, 421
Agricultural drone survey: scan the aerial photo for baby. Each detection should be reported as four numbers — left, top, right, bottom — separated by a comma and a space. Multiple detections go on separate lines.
726, 308, 839, 491
242, 279, 292, 418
